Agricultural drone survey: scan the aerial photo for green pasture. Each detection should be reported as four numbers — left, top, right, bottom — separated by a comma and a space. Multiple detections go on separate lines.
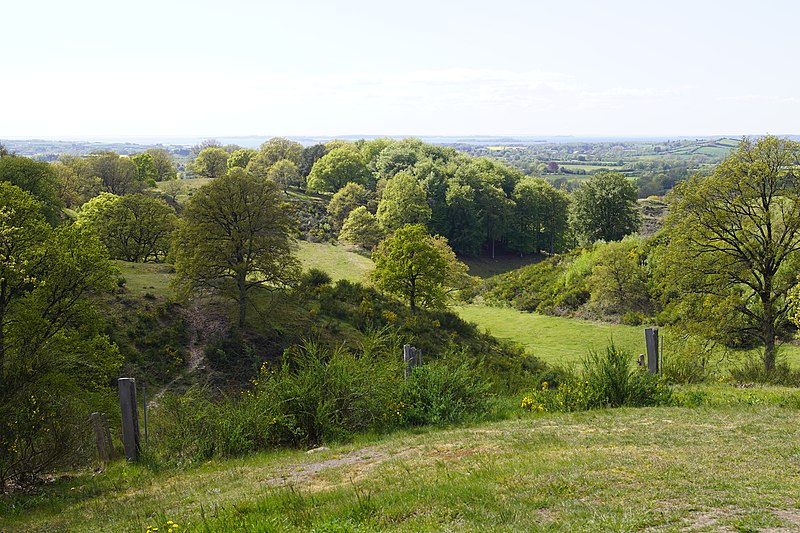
454, 304, 800, 370
454, 304, 644, 366
115, 261, 174, 298
296, 241, 373, 282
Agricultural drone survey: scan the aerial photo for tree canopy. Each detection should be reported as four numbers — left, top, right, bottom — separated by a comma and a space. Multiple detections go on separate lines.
306, 148, 371, 193
663, 136, 800, 372
0, 182, 120, 487
172, 169, 300, 327
78, 193, 177, 262
570, 172, 639, 245
371, 224, 470, 310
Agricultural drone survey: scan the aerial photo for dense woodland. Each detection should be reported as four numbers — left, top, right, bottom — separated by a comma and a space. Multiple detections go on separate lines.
2, 134, 800, 495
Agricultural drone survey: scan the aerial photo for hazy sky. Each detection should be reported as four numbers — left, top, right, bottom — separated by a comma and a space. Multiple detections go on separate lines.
2, 0, 798, 138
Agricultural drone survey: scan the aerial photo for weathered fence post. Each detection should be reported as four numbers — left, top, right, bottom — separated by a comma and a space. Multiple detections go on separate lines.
644, 328, 660, 374
91, 412, 113, 464
403, 344, 417, 379
118, 378, 140, 461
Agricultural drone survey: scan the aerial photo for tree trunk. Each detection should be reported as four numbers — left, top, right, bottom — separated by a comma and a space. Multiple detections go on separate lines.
761, 291, 776, 373
0, 279, 5, 390
237, 270, 247, 328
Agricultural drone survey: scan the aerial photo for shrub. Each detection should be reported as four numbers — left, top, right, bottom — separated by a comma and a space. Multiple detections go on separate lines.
401, 360, 492, 426
521, 343, 671, 413
253, 340, 403, 447
729, 353, 800, 386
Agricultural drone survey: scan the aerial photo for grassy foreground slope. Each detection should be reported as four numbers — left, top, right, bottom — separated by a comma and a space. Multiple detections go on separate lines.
5, 392, 800, 532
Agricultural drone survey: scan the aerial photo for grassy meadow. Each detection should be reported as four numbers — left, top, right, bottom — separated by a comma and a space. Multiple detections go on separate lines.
6, 391, 800, 532
296, 241, 373, 283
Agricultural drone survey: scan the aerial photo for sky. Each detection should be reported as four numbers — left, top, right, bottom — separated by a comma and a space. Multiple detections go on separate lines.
1, 0, 799, 139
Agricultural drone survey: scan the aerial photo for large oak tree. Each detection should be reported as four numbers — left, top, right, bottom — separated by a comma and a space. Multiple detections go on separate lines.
172, 169, 300, 327
664, 136, 800, 372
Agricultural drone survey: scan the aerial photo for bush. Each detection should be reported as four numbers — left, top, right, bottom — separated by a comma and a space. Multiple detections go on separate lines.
521, 344, 671, 413
729, 353, 800, 386
401, 360, 492, 426
253, 340, 403, 447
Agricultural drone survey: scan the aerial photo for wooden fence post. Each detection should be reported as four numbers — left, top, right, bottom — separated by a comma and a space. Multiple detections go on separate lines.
118, 378, 140, 461
403, 344, 417, 379
645, 328, 660, 374
91, 412, 113, 464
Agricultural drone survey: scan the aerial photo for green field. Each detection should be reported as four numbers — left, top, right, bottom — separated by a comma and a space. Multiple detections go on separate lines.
7, 394, 800, 532
454, 305, 644, 366
296, 241, 374, 282
455, 304, 800, 370
115, 261, 174, 298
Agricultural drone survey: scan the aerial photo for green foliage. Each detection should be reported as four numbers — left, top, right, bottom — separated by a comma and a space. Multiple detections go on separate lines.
0, 155, 63, 224
268, 159, 302, 191
247, 138, 304, 179
521, 344, 671, 413
78, 193, 178, 262
588, 238, 651, 315
172, 169, 300, 327
376, 172, 431, 232
298, 143, 328, 177
307, 148, 371, 193
665, 136, 800, 372
88, 152, 146, 195
570, 171, 640, 245
227, 148, 257, 171
144, 148, 177, 181
485, 250, 593, 315
339, 206, 384, 249
507, 176, 570, 255
131, 152, 158, 186
0, 184, 120, 487
327, 182, 370, 230
401, 360, 492, 426
188, 147, 229, 179
371, 224, 468, 310
149, 337, 404, 460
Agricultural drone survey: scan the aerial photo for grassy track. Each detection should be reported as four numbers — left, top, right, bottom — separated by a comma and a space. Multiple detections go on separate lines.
6, 392, 800, 532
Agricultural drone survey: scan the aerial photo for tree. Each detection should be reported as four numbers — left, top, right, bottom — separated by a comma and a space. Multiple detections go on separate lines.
227, 148, 257, 171
247, 138, 303, 179
131, 152, 158, 186
508, 177, 570, 255
339, 206, 384, 249
375, 172, 431, 232
172, 169, 300, 327
189, 147, 229, 179
570, 171, 640, 245
306, 148, 371, 193
145, 148, 177, 181
0, 155, 63, 223
298, 144, 328, 177
267, 159, 302, 191
78, 193, 177, 262
371, 224, 470, 310
0, 182, 120, 488
90, 152, 145, 195
663, 137, 800, 372
588, 239, 650, 314
327, 182, 370, 230
478, 183, 513, 258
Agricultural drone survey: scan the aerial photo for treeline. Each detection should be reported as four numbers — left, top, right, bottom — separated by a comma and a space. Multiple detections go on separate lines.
190, 137, 640, 257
